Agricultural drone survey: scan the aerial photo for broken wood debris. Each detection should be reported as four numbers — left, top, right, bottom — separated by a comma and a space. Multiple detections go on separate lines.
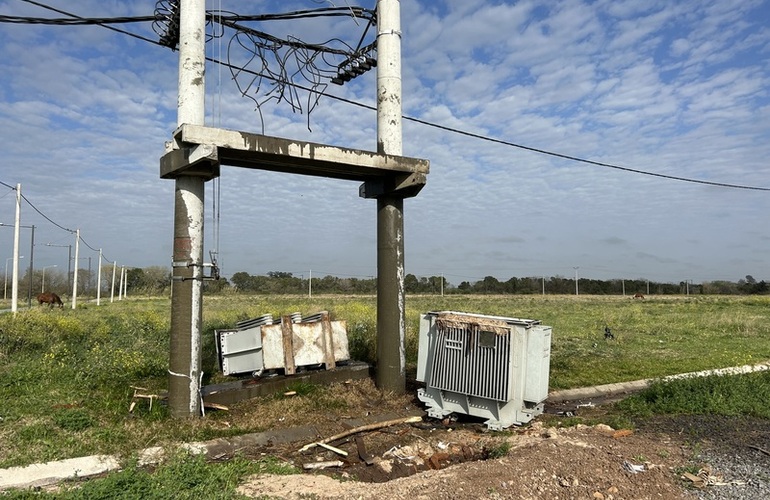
317, 442, 348, 457
299, 415, 422, 453
129, 386, 166, 413
203, 402, 229, 411
302, 460, 344, 470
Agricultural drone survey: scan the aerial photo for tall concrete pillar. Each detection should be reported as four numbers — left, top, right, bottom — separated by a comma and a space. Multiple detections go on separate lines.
375, 0, 406, 393
168, 0, 206, 418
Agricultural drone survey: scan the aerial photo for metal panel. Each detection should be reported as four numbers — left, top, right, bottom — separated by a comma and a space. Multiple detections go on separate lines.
523, 326, 552, 403
417, 311, 552, 429
217, 327, 264, 376
427, 323, 512, 402
260, 320, 350, 370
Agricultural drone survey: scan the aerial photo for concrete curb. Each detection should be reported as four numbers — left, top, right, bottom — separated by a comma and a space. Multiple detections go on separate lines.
2, 362, 769, 492
0, 425, 321, 492
547, 361, 770, 403
0, 412, 419, 492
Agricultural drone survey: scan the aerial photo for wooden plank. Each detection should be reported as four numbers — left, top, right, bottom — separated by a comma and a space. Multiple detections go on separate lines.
320, 312, 336, 371
281, 316, 296, 375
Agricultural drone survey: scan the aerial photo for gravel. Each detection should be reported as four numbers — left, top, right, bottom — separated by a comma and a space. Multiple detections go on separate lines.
695, 446, 770, 500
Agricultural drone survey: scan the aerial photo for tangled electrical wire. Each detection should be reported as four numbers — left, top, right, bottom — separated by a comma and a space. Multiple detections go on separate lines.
153, 1, 377, 130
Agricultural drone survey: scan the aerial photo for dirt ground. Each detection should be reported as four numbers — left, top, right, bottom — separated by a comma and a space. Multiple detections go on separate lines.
212, 377, 769, 499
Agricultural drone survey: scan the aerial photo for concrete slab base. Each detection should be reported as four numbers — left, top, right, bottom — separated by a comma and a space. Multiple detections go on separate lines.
202, 361, 372, 406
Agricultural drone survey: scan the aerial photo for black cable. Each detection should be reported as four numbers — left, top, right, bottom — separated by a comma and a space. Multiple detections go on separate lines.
209, 55, 770, 192
400, 114, 770, 192
78, 237, 114, 264
0, 7, 374, 25
1, 179, 113, 261
14, 0, 770, 192
17, 0, 164, 45
0, 14, 157, 25
20, 193, 75, 233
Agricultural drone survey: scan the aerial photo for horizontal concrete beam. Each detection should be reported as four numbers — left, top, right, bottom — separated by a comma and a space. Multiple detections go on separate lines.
162, 124, 429, 186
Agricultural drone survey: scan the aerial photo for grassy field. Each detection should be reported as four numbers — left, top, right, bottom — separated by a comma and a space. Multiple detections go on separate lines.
1, 293, 769, 473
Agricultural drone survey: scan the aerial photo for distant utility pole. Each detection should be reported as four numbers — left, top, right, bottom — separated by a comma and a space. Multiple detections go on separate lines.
110, 261, 117, 303
573, 267, 579, 296
26, 224, 35, 307
119, 266, 125, 300
71, 229, 80, 309
96, 249, 102, 306
11, 184, 22, 313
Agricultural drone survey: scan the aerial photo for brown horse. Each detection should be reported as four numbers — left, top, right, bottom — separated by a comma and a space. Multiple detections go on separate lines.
37, 292, 63, 308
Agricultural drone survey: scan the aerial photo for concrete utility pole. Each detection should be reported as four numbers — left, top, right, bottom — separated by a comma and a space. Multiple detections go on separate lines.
375, 0, 406, 394
96, 249, 102, 305
168, 0, 207, 418
111, 262, 116, 302
11, 184, 21, 313
71, 229, 80, 309
26, 225, 35, 307
573, 267, 579, 296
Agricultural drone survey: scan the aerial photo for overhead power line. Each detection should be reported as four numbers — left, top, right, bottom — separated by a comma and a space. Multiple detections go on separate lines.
11, 0, 770, 192
400, 115, 770, 192
0, 7, 374, 25
209, 56, 770, 192
1, 181, 113, 262
0, 14, 157, 24
15, 0, 162, 45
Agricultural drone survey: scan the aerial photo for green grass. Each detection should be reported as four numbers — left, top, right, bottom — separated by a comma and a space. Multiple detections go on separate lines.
1, 293, 770, 491
615, 370, 770, 419
0, 452, 297, 499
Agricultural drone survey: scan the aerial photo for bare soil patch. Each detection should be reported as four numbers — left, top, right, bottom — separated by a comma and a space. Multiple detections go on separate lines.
212, 378, 750, 499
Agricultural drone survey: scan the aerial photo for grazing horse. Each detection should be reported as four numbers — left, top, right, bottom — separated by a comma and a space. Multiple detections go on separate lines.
37, 292, 63, 308
633, 293, 645, 299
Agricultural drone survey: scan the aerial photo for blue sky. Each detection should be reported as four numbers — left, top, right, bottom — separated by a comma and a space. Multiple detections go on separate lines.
0, 0, 768, 286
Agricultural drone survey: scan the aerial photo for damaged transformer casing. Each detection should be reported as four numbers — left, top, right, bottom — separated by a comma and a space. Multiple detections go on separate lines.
216, 312, 350, 377
416, 311, 552, 430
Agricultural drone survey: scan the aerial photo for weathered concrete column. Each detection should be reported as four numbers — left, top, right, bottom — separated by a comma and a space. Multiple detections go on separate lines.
375, 0, 406, 393
168, 0, 206, 418
376, 196, 406, 392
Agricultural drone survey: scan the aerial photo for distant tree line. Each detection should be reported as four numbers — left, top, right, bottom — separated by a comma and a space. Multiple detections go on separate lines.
221, 271, 769, 296
9, 268, 764, 299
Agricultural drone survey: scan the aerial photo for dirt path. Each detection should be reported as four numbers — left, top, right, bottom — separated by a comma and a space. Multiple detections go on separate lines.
236, 422, 694, 499
214, 378, 769, 499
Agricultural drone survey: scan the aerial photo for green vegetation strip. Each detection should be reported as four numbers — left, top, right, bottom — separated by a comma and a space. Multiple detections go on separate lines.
0, 294, 768, 473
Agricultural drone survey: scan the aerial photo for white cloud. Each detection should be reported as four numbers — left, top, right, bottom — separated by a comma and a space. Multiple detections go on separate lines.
0, 0, 767, 284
